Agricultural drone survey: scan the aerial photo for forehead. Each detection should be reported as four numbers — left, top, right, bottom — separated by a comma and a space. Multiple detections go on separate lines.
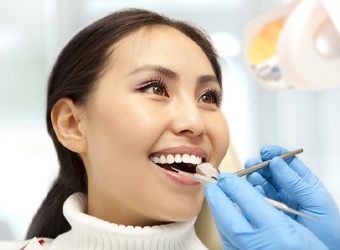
106, 25, 215, 75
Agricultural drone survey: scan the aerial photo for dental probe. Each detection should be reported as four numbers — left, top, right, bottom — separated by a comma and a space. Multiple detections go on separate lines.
233, 148, 303, 177
195, 149, 303, 180
171, 167, 318, 221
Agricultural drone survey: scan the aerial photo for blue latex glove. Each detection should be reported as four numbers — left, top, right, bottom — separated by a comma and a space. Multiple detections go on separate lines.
205, 173, 327, 250
245, 145, 340, 250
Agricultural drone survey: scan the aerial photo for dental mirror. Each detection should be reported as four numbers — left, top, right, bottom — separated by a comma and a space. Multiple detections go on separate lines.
196, 163, 220, 180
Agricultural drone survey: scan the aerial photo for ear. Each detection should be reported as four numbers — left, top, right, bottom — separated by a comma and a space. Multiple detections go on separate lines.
51, 97, 87, 153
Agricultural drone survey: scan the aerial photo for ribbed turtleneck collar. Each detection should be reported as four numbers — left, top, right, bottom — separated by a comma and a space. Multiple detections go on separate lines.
49, 193, 207, 250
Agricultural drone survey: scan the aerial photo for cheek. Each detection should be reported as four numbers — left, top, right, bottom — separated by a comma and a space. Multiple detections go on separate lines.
86, 97, 164, 164
115, 103, 165, 149
84, 99, 165, 197
208, 113, 230, 164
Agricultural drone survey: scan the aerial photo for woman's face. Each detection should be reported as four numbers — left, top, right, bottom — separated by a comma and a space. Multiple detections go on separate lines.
80, 25, 229, 226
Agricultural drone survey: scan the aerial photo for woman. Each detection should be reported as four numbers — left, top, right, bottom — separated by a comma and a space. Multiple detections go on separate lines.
25, 8, 228, 249
2, 8, 340, 250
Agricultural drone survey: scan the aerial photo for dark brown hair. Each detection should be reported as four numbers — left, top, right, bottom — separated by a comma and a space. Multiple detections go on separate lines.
26, 8, 222, 239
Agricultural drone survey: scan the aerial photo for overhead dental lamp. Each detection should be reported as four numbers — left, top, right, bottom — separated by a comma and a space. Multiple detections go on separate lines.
243, 0, 340, 90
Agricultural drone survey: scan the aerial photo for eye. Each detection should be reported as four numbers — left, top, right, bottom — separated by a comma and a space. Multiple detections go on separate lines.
198, 88, 222, 106
138, 78, 169, 97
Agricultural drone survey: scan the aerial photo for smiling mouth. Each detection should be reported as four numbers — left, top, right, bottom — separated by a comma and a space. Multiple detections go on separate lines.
150, 154, 203, 174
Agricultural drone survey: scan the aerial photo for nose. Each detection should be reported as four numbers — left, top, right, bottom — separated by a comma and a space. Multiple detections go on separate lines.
170, 98, 206, 137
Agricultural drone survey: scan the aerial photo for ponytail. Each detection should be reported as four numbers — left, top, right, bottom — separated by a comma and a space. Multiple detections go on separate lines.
26, 182, 73, 238
26, 151, 87, 239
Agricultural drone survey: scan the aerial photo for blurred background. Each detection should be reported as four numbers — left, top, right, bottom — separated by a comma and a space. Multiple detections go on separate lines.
1, 0, 339, 241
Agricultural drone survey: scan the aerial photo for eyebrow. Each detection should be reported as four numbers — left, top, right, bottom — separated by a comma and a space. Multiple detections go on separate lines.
197, 75, 219, 85
129, 65, 219, 85
130, 65, 179, 79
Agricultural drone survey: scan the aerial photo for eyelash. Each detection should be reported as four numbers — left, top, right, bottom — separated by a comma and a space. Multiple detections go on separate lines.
138, 78, 169, 97
200, 88, 223, 106
138, 78, 222, 106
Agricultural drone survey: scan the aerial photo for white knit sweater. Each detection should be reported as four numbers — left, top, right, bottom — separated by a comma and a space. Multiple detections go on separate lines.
2, 193, 208, 250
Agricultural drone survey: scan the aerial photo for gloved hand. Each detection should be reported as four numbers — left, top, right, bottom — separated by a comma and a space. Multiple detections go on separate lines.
245, 145, 340, 250
205, 173, 327, 250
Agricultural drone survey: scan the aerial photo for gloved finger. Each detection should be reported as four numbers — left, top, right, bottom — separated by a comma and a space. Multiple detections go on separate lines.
215, 173, 284, 228
244, 158, 262, 169
244, 158, 272, 178
246, 172, 277, 200
260, 145, 313, 181
268, 156, 340, 249
246, 165, 280, 194
280, 155, 318, 186
204, 182, 254, 235
259, 145, 311, 190
246, 170, 298, 219
254, 185, 266, 196
257, 146, 314, 210
269, 157, 321, 209
262, 145, 313, 178
260, 145, 289, 162
247, 172, 277, 199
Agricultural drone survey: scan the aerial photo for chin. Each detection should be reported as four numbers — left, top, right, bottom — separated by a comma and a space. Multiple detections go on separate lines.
164, 200, 203, 223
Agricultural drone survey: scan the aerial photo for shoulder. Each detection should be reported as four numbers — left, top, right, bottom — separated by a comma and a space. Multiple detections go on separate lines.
0, 237, 52, 250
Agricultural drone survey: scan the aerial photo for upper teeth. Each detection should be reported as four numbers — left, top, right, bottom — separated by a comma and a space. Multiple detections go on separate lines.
150, 154, 202, 165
